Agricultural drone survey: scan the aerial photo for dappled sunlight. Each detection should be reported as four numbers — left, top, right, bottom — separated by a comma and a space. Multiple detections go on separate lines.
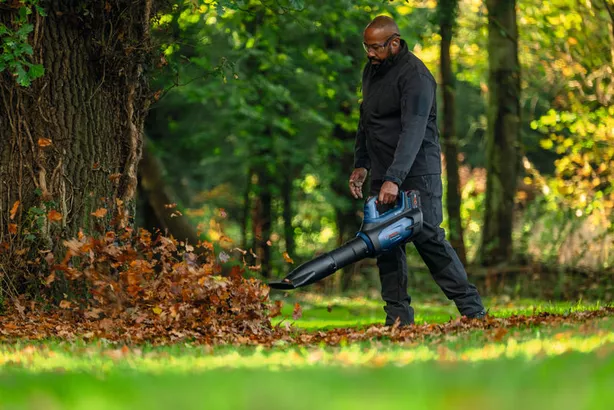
2, 323, 612, 373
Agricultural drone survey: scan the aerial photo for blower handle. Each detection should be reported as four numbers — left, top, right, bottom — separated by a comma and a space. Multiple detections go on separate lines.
363, 191, 408, 221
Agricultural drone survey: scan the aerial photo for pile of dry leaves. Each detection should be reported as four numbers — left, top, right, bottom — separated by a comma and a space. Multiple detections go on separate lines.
0, 226, 613, 346
3, 226, 276, 345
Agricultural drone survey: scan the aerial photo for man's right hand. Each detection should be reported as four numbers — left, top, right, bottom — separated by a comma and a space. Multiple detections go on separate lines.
349, 167, 368, 199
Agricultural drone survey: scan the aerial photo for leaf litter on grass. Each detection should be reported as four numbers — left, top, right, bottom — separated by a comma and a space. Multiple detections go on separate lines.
0, 225, 613, 347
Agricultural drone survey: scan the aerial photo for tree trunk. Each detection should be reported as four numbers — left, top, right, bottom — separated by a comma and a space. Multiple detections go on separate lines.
281, 169, 295, 258
241, 169, 253, 250
0, 1, 156, 284
330, 123, 363, 292
251, 169, 272, 278
439, 0, 467, 265
138, 141, 201, 246
480, 0, 522, 266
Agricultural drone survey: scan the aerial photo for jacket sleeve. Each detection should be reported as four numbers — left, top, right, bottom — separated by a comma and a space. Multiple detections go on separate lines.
383, 72, 435, 186
353, 103, 371, 170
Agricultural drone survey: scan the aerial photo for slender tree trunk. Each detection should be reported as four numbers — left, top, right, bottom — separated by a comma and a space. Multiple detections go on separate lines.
330, 123, 363, 292
0, 1, 157, 285
241, 169, 252, 250
439, 0, 467, 265
480, 0, 522, 266
281, 169, 295, 257
251, 168, 272, 278
138, 141, 201, 246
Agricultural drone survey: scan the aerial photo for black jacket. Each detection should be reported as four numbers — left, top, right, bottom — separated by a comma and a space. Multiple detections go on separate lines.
354, 40, 441, 186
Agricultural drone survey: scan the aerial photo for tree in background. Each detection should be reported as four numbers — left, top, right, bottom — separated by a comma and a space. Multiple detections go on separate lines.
479, 0, 521, 266
437, 0, 467, 265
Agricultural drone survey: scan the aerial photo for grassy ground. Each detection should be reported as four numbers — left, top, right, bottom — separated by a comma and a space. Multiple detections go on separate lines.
1, 294, 613, 410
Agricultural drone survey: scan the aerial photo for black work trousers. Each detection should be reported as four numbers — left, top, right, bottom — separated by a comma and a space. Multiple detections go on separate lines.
370, 175, 484, 325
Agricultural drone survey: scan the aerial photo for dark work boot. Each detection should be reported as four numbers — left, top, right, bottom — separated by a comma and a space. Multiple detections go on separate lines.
466, 309, 488, 320
384, 303, 415, 326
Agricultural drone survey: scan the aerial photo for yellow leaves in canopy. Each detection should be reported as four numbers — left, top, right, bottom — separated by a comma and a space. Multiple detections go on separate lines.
539, 139, 554, 150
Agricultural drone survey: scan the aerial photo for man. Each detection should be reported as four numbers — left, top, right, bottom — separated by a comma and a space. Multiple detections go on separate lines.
349, 15, 486, 326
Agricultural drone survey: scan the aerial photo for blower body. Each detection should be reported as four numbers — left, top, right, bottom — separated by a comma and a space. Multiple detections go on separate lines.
268, 190, 423, 290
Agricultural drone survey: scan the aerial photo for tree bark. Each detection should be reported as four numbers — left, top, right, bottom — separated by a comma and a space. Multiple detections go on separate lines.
0, 1, 157, 281
480, 0, 522, 266
439, 0, 467, 265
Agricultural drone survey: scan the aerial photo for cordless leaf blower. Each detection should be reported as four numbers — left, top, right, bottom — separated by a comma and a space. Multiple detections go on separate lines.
268, 190, 423, 290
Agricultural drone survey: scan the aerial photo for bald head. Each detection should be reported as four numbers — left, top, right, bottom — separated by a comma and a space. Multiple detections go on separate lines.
365, 15, 399, 37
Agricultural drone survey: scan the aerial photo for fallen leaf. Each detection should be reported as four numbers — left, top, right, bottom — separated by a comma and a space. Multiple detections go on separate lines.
10, 201, 19, 220
218, 251, 230, 263
152, 307, 162, 315
292, 302, 302, 320
45, 273, 55, 286
269, 300, 283, 318
47, 210, 63, 222
283, 252, 294, 264
38, 138, 52, 147
109, 173, 122, 183
91, 208, 107, 218
59, 300, 71, 309
493, 327, 508, 342
8, 224, 17, 234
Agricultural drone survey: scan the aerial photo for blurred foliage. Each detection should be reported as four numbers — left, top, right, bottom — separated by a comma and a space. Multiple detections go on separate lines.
140, 0, 614, 280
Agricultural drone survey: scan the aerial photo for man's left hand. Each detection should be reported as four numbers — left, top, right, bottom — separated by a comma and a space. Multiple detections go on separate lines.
378, 181, 399, 204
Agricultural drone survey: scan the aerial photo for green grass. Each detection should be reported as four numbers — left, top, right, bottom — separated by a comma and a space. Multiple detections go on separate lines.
1, 295, 613, 409
271, 292, 608, 329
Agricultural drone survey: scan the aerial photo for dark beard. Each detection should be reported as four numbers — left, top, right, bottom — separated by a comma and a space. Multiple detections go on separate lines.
369, 50, 392, 65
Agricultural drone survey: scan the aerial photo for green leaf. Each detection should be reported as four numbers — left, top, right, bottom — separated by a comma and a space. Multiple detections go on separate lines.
289, 0, 305, 10
35, 5, 48, 16
16, 23, 34, 38
28, 63, 44, 79
17, 42, 34, 56
216, 2, 225, 17
14, 63, 31, 87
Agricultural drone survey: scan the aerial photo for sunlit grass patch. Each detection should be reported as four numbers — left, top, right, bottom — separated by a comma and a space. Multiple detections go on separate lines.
2, 317, 612, 373
271, 292, 609, 330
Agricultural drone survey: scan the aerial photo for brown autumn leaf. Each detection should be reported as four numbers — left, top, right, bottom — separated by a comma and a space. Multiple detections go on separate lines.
10, 201, 19, 220
47, 209, 63, 222
493, 327, 508, 342
59, 300, 71, 309
283, 252, 294, 264
45, 273, 55, 286
8, 224, 17, 234
292, 302, 303, 320
91, 208, 108, 218
109, 173, 122, 183
37, 138, 52, 147
268, 300, 283, 318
